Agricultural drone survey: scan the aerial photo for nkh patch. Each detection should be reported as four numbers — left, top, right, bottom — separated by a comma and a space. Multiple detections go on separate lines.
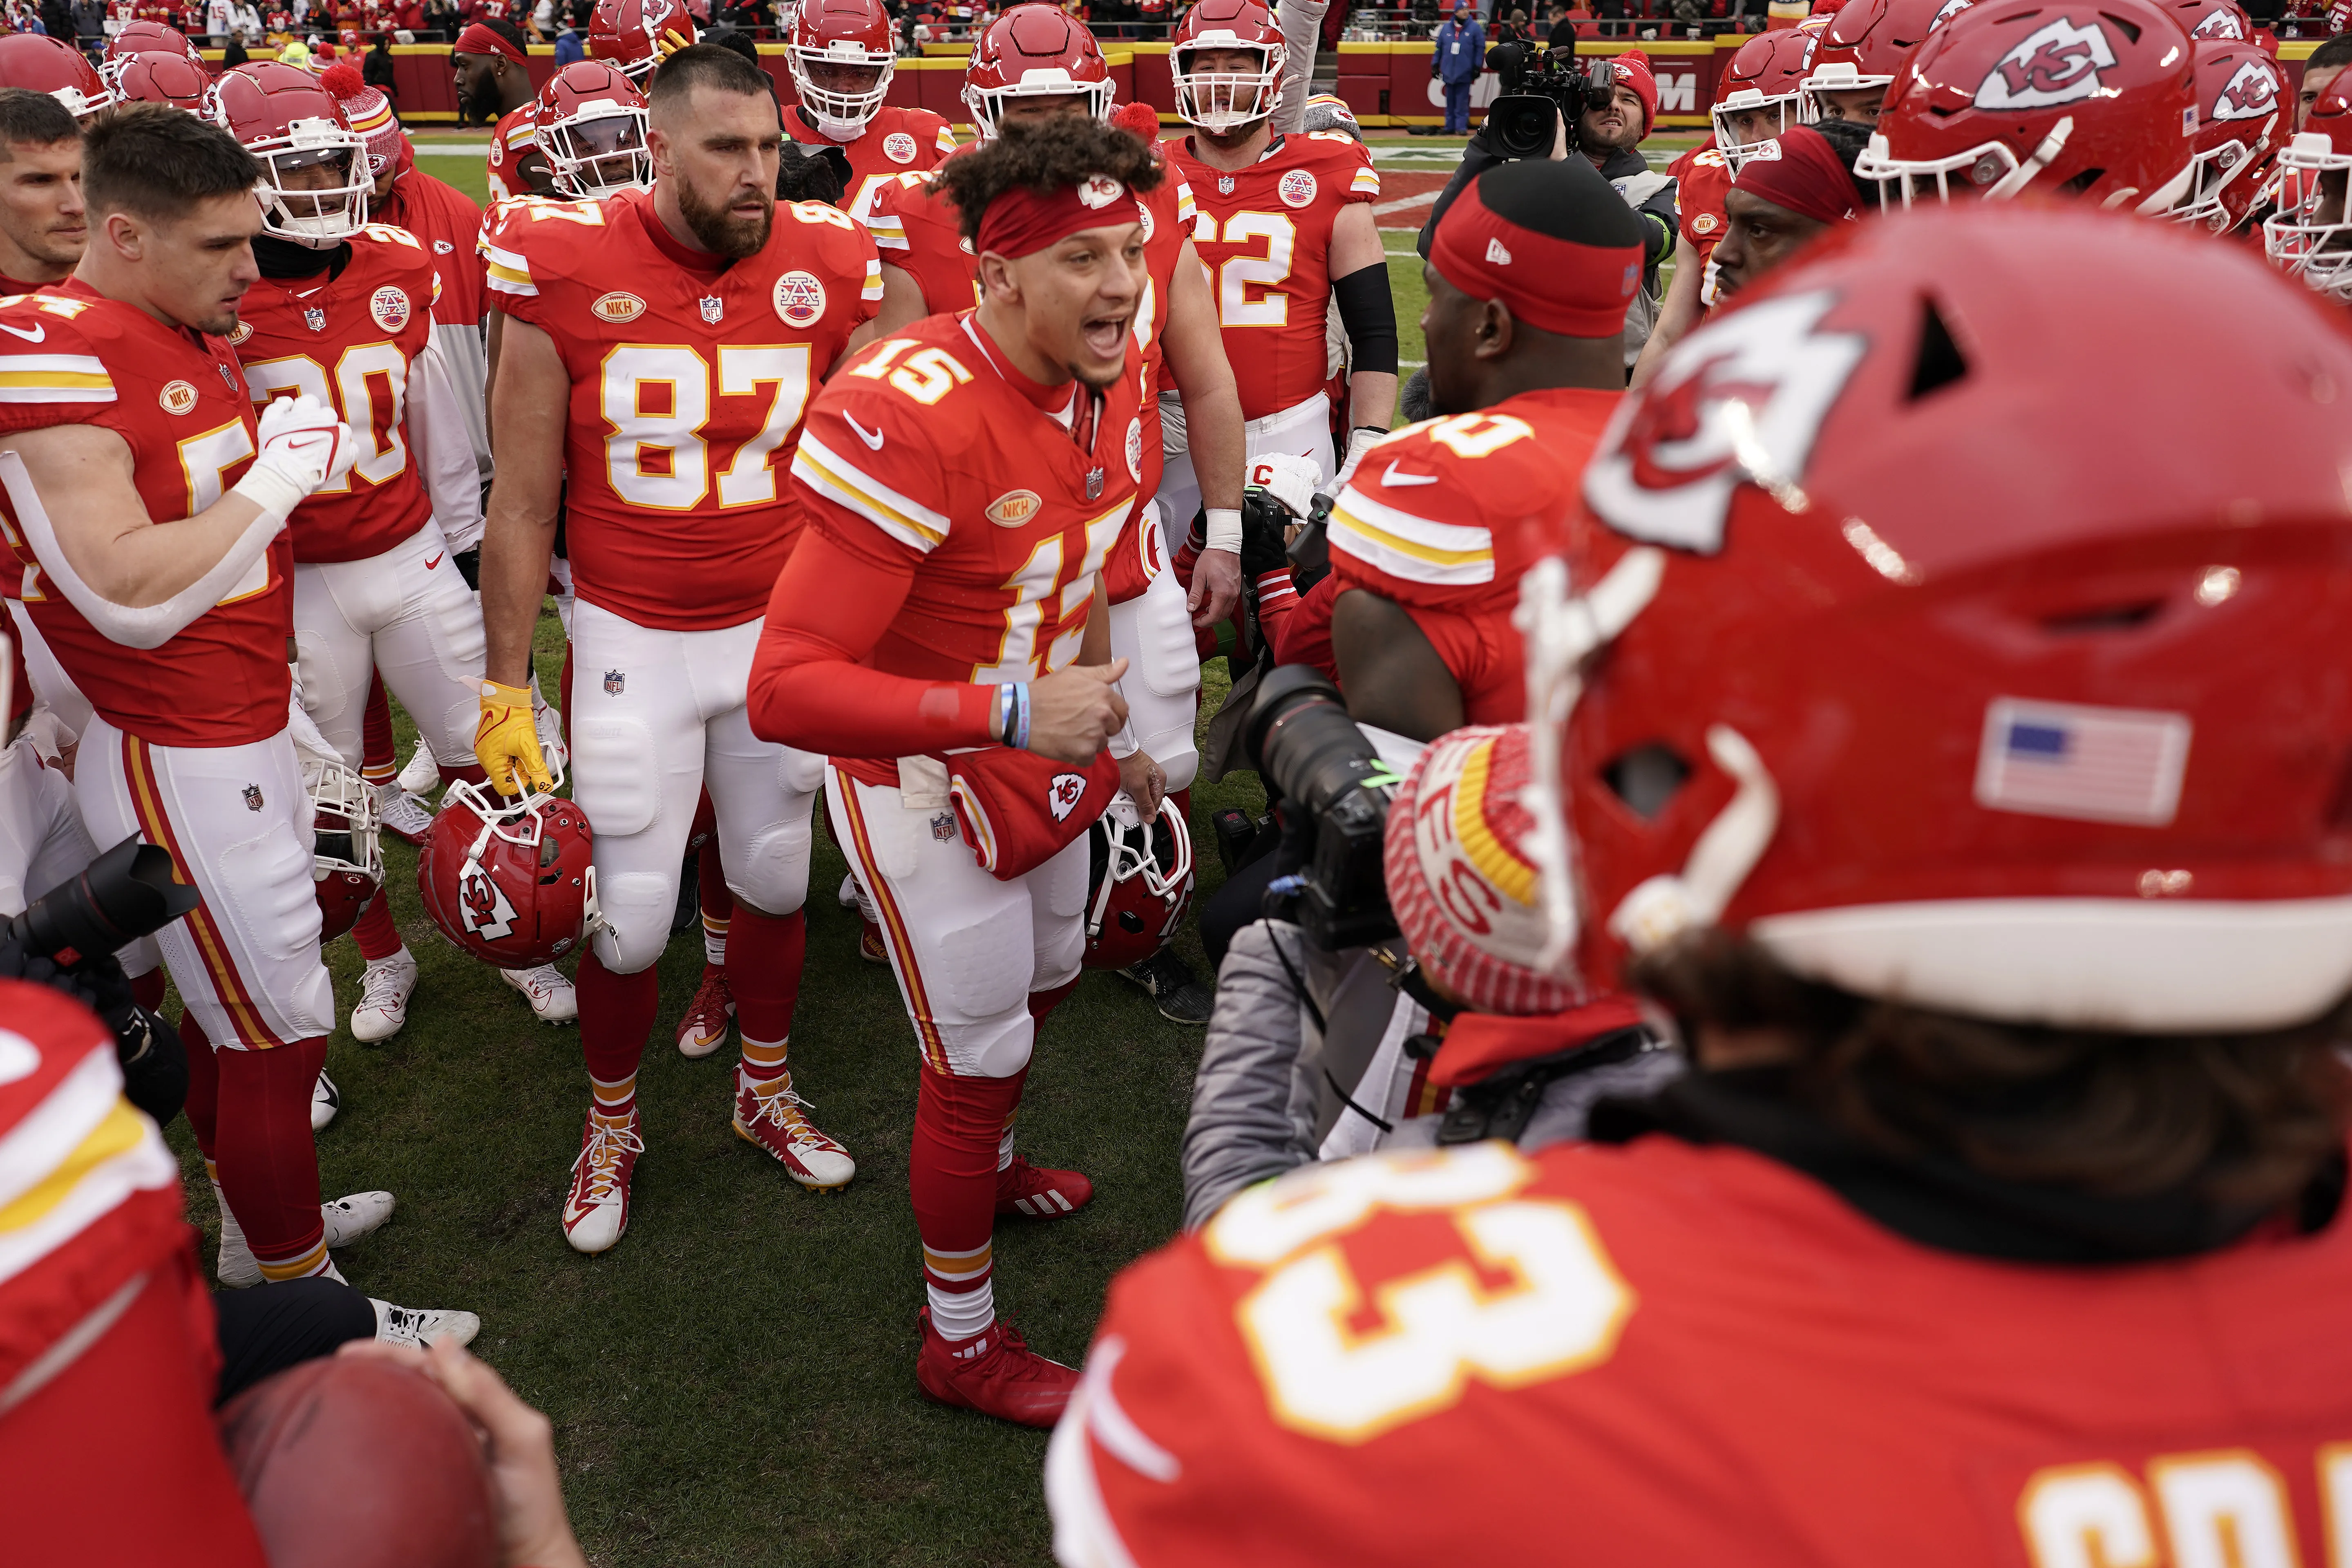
1973, 697, 2191, 827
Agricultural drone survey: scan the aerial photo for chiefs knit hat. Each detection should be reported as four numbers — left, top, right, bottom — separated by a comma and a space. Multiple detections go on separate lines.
1428, 156, 1644, 337
1609, 49, 1658, 136
320, 61, 404, 179
1384, 724, 1581, 1017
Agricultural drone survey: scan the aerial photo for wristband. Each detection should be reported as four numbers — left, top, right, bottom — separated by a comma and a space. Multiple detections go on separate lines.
1203, 506, 1243, 556
995, 682, 1014, 745
228, 462, 309, 531
1001, 682, 1032, 751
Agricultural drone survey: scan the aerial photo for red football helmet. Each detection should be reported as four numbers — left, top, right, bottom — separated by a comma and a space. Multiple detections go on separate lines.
103, 19, 205, 69
305, 754, 382, 944
1713, 28, 1818, 172
112, 51, 216, 112
2262, 81, 2352, 300
1855, 0, 2199, 212
2171, 38, 2283, 230
962, 6, 1113, 139
417, 778, 599, 969
214, 63, 371, 245
534, 60, 651, 197
1800, 0, 1973, 121
1083, 794, 1195, 971
1542, 204, 2352, 1032
589, 0, 694, 81
0, 34, 117, 120
1171, 0, 1285, 134
789, 0, 896, 139
2155, 0, 2252, 36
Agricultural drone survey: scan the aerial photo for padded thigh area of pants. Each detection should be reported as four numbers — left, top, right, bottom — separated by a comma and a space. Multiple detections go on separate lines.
938, 906, 1035, 1021
571, 716, 660, 837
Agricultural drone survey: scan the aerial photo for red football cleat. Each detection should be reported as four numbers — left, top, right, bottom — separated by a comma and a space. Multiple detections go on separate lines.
996, 1155, 1092, 1219
859, 916, 888, 965
914, 1309, 1078, 1428
676, 964, 733, 1058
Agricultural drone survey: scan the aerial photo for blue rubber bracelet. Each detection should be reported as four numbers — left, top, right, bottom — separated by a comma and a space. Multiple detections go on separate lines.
1010, 683, 1032, 752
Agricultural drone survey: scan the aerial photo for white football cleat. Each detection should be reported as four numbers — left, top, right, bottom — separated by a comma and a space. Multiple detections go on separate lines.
215, 1190, 399, 1288
310, 1068, 340, 1132
374, 782, 434, 848
351, 948, 418, 1043
563, 1107, 642, 1254
836, 872, 861, 911
371, 1299, 481, 1350
396, 740, 440, 796
501, 964, 577, 1023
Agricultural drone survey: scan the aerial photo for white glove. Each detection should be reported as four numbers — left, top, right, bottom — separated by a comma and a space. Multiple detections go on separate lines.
1332, 426, 1386, 491
1246, 451, 1324, 519
232, 394, 358, 525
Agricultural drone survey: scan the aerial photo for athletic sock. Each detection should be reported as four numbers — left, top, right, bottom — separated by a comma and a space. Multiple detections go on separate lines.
352, 895, 403, 964
127, 965, 165, 1014
439, 761, 490, 790
590, 1071, 637, 1122
739, 1034, 789, 1085
214, 1036, 331, 1282
728, 905, 805, 1049
181, 1011, 217, 1159
359, 673, 396, 787
912, 1065, 1028, 1342
699, 853, 732, 967
577, 948, 656, 1106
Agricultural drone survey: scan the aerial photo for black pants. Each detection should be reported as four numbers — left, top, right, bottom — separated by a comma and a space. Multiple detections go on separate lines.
212, 1278, 377, 1407
1201, 850, 1284, 977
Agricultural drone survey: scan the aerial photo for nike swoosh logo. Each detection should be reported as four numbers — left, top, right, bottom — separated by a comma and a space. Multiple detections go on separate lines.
1381, 462, 1439, 487
845, 414, 885, 451
0, 321, 44, 343
425, 552, 444, 570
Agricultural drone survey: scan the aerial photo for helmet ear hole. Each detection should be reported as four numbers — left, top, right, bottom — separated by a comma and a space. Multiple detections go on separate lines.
1907, 297, 1970, 400
1603, 744, 1692, 822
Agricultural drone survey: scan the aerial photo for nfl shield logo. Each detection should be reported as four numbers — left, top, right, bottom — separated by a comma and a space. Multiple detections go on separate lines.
930, 811, 956, 842
1218, 175, 1235, 195
604, 669, 625, 696
699, 296, 724, 325
242, 784, 264, 812
303, 306, 325, 332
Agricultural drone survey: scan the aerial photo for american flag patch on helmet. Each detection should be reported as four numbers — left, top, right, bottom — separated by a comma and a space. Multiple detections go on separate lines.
1973, 698, 2192, 827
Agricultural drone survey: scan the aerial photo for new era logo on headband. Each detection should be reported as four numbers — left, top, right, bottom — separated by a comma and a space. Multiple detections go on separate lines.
1078, 174, 1125, 209
1485, 237, 1513, 265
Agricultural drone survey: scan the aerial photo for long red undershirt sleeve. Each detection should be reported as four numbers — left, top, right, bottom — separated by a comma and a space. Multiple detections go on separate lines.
747, 526, 1001, 757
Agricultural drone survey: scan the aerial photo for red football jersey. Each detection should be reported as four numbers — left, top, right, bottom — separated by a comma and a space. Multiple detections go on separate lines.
232, 224, 438, 564
786, 311, 1145, 785
865, 161, 979, 318
485, 103, 540, 204
485, 189, 883, 629
377, 163, 489, 332
1053, 1135, 2352, 1568
785, 102, 959, 224
0, 282, 290, 748
1325, 387, 1618, 723
1671, 140, 1733, 268
1167, 130, 1379, 422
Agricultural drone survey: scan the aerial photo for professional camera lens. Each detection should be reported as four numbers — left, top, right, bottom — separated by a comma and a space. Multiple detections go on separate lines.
3, 837, 199, 966
1244, 667, 1402, 948
1486, 94, 1561, 161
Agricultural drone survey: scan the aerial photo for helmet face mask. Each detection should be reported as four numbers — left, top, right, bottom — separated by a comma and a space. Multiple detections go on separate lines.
543, 103, 652, 197
2263, 136, 2352, 299
1715, 89, 1806, 171
304, 755, 382, 944
255, 130, 372, 246
1084, 795, 1196, 970
1171, 38, 1283, 134
419, 773, 602, 969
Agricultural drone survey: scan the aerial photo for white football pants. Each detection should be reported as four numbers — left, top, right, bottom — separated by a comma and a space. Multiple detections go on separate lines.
1152, 388, 1337, 562
291, 521, 487, 772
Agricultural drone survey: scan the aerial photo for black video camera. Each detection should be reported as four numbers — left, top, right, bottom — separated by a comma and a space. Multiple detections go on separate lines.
1243, 666, 1406, 951
1486, 51, 1625, 161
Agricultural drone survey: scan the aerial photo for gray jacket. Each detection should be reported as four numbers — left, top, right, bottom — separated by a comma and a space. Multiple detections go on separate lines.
1181, 919, 1685, 1230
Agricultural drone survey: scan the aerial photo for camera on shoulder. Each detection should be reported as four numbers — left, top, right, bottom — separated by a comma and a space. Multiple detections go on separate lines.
1486, 51, 1623, 161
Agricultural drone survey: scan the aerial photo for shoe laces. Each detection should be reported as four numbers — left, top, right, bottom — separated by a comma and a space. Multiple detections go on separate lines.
572, 1115, 642, 1205
515, 964, 562, 1000
684, 972, 731, 1023
742, 1074, 839, 1150
358, 960, 409, 1010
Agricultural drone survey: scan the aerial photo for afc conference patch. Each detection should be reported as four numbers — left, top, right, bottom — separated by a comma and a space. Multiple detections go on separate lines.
1973, 697, 2191, 827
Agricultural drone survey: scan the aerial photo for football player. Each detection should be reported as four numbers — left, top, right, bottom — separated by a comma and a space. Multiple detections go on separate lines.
1049, 203, 2352, 1568
749, 117, 1166, 1427
475, 45, 881, 1254
1324, 158, 1639, 742
0, 33, 118, 122
455, 19, 554, 202
1707, 121, 1868, 302
785, 0, 957, 222
0, 107, 466, 1316
217, 64, 575, 1043
2171, 38, 2285, 235
2265, 79, 2352, 299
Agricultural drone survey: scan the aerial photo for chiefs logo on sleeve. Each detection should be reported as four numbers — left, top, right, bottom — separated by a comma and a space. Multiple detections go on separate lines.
1582, 290, 1866, 556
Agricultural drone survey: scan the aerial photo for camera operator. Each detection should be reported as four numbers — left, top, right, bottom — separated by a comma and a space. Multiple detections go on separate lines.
1418, 48, 1677, 375
1183, 718, 1675, 1230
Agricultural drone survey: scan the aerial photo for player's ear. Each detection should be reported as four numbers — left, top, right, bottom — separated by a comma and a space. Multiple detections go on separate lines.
1478, 297, 1514, 361
646, 124, 673, 178
102, 208, 144, 263
976, 250, 1020, 305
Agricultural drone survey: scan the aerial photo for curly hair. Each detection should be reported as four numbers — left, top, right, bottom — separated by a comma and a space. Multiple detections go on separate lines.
934, 117, 1165, 248
1631, 930, 2352, 1212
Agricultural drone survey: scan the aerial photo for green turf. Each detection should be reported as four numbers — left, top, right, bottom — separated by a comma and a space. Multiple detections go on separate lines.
167, 599, 1266, 1565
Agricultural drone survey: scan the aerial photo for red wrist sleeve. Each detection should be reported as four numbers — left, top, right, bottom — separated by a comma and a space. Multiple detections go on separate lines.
748, 528, 1000, 756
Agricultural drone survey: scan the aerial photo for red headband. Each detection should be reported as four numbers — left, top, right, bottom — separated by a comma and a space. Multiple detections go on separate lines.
1427, 175, 1641, 338
975, 173, 1140, 260
454, 22, 526, 63
1732, 126, 1860, 227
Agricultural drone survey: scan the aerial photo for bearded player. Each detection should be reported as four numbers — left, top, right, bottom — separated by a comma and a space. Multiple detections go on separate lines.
476, 45, 882, 1254
1163, 0, 1394, 524
0, 108, 474, 1324
1051, 207, 2352, 1568
784, 0, 957, 222
749, 117, 1166, 1426
456, 19, 555, 202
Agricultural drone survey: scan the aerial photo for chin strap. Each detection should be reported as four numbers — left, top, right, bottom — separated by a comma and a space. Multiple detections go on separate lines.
1607, 723, 1780, 957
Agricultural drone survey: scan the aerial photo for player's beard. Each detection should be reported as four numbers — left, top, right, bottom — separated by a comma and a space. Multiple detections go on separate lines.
459, 72, 501, 125
677, 176, 774, 261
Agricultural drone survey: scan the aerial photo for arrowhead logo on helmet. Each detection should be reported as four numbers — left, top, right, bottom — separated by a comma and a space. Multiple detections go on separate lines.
2212, 58, 2277, 119
1582, 290, 1867, 557
2189, 4, 2245, 34
1975, 17, 2117, 110
459, 861, 519, 941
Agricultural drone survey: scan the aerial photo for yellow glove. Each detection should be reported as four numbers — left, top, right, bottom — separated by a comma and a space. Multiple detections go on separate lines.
475, 678, 552, 798
655, 24, 693, 56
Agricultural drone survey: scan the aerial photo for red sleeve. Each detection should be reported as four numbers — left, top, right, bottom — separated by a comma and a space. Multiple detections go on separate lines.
747, 527, 999, 756
1267, 570, 1340, 681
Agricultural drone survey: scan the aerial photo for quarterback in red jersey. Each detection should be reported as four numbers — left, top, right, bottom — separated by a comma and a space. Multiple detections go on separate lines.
785, 0, 958, 221
1052, 208, 2352, 1567
476, 46, 882, 1255
750, 118, 1167, 1428
0, 109, 465, 1315
1326, 160, 1636, 738
1162, 0, 1394, 524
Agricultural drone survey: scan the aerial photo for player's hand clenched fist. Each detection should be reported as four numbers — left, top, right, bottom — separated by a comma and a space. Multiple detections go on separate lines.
254, 393, 358, 496
476, 678, 553, 798
1026, 660, 1130, 764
